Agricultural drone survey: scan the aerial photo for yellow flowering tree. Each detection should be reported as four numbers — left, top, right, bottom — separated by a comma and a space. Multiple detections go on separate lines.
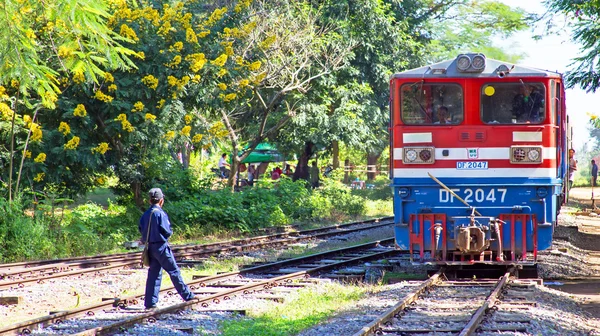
0, 0, 135, 200
31, 0, 255, 204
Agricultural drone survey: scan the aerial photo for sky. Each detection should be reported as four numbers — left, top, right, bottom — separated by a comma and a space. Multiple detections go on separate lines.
496, 0, 598, 151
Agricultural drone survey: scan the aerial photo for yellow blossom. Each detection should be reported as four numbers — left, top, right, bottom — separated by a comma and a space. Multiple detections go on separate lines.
73, 70, 85, 84
225, 46, 234, 56
132, 101, 145, 112
170, 41, 184, 52
30, 123, 43, 142
186, 53, 206, 72
0, 102, 14, 120
186, 28, 197, 43
145, 113, 156, 122
96, 176, 107, 185
108, 84, 117, 92
64, 136, 80, 150
57, 45, 73, 58
222, 93, 237, 102
94, 90, 113, 103
58, 121, 71, 135
91, 142, 111, 154
33, 172, 45, 182
165, 130, 175, 140
34, 153, 46, 163
119, 24, 139, 41
73, 104, 87, 117
11, 79, 19, 88
167, 76, 178, 86
136, 51, 145, 60
217, 83, 227, 90
167, 55, 182, 67
180, 125, 191, 136
211, 54, 227, 67
141, 75, 159, 90
104, 72, 114, 83
197, 30, 210, 38
23, 115, 32, 124
248, 60, 262, 71
157, 99, 166, 109
192, 134, 203, 143
217, 68, 228, 77
239, 79, 250, 87
184, 114, 192, 124
24, 151, 32, 159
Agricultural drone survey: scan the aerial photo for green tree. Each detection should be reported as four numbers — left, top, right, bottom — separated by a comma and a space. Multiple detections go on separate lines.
0, 0, 135, 201
543, 0, 600, 92
189, 0, 353, 187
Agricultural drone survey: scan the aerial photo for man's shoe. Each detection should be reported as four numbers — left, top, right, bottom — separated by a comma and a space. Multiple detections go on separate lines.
145, 305, 157, 310
185, 295, 196, 301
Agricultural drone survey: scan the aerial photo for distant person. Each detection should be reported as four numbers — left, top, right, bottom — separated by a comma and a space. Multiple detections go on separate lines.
592, 160, 598, 187
283, 164, 293, 176
218, 153, 229, 178
512, 85, 544, 122
248, 165, 256, 186
271, 168, 280, 180
139, 188, 195, 309
434, 106, 452, 124
568, 149, 577, 190
310, 161, 320, 188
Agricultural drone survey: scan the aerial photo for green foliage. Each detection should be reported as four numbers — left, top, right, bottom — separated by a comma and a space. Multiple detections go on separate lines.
219, 283, 366, 336
351, 176, 393, 200
320, 178, 366, 217
544, 0, 600, 92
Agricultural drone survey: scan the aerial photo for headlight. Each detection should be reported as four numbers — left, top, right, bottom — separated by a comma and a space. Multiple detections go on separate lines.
403, 147, 435, 164
513, 148, 525, 161
405, 149, 417, 162
527, 148, 541, 161
510, 146, 543, 164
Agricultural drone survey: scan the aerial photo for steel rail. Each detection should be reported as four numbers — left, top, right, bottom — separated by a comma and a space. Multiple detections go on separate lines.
459, 270, 513, 336
0, 216, 392, 271
0, 238, 398, 336
0, 218, 393, 287
352, 269, 445, 336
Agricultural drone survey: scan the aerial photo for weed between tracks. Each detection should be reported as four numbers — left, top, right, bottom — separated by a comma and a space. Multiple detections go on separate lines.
217, 283, 368, 336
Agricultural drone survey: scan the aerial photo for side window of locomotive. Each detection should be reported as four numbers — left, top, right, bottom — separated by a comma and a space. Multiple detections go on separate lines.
481, 83, 546, 124
400, 83, 463, 125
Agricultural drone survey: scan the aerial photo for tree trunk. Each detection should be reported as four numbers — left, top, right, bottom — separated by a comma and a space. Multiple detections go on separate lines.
343, 158, 350, 184
228, 147, 240, 190
132, 181, 144, 209
293, 141, 314, 182
332, 140, 339, 169
366, 152, 381, 181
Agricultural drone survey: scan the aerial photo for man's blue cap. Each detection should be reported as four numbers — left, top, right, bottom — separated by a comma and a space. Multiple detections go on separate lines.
149, 188, 164, 201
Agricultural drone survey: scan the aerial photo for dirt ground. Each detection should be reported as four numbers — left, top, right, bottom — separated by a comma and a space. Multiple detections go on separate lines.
550, 187, 600, 318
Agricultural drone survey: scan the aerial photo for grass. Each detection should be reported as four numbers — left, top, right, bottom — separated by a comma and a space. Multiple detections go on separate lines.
73, 187, 116, 207
382, 271, 427, 283
217, 283, 367, 336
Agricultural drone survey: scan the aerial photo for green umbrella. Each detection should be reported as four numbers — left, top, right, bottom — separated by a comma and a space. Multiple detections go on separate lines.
238, 143, 288, 164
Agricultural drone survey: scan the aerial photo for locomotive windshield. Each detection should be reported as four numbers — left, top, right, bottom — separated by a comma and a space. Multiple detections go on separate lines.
400, 83, 463, 125
481, 83, 546, 124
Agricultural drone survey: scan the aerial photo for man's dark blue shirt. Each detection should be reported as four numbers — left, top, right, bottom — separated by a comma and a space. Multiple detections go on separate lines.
139, 205, 173, 243
593, 163, 598, 178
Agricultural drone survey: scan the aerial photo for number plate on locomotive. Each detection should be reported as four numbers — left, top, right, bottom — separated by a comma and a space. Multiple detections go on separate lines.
456, 161, 488, 170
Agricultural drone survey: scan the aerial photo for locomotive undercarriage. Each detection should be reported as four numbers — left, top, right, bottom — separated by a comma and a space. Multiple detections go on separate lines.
405, 211, 539, 265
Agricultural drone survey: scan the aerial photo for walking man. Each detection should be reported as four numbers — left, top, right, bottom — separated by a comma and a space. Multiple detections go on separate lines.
592, 160, 598, 187
139, 188, 195, 309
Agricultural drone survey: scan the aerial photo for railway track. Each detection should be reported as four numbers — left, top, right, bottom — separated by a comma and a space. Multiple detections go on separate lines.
354, 268, 540, 336
0, 216, 393, 290
0, 238, 401, 335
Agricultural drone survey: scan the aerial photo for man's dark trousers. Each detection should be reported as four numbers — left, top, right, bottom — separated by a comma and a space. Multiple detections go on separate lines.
145, 242, 194, 308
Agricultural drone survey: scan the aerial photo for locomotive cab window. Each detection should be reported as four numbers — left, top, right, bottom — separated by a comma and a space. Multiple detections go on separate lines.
400, 83, 463, 125
481, 83, 546, 124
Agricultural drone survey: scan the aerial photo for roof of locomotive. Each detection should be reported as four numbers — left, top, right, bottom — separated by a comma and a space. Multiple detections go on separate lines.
391, 53, 562, 79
